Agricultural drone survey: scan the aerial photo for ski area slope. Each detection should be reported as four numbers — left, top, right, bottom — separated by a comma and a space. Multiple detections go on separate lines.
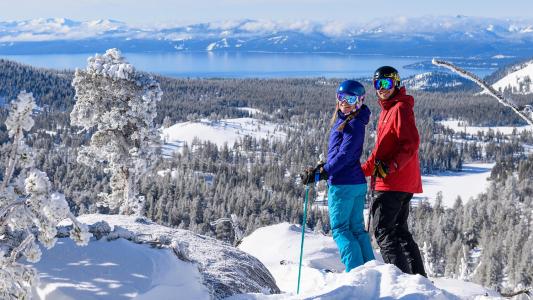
161, 117, 286, 155
492, 60, 533, 94
236, 222, 500, 299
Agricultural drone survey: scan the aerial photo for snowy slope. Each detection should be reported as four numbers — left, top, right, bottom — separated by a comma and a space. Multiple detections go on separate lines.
161, 117, 286, 155
236, 222, 500, 299
28, 216, 501, 299
32, 238, 209, 300
404, 72, 476, 92
492, 60, 533, 94
31, 214, 279, 299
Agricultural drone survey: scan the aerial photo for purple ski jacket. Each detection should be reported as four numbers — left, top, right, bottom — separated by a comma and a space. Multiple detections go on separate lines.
323, 104, 371, 185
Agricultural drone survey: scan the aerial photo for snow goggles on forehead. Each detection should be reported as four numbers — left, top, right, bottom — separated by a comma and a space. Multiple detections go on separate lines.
373, 78, 395, 90
336, 93, 364, 105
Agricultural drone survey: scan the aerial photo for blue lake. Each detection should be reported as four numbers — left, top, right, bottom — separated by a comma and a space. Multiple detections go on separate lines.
0, 52, 496, 79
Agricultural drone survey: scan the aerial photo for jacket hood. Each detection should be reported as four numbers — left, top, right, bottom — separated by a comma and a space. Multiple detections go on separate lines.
379, 86, 414, 110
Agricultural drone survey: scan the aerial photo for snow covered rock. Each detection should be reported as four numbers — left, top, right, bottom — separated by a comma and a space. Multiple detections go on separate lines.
37, 214, 280, 299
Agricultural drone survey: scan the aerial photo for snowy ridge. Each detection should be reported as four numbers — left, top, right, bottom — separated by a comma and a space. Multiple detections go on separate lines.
234, 222, 499, 299
403, 72, 476, 92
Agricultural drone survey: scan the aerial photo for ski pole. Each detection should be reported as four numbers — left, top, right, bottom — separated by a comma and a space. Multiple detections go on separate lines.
297, 170, 320, 294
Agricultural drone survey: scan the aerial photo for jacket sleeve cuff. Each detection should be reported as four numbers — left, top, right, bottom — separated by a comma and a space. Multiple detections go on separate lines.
361, 162, 372, 177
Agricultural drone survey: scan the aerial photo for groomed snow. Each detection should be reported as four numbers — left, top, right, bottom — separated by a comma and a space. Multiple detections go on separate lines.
492, 61, 533, 94
235, 222, 498, 299
416, 162, 494, 207
31, 238, 209, 300
161, 117, 286, 155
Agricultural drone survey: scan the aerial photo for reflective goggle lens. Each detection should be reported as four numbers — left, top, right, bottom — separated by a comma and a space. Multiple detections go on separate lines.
336, 93, 362, 105
374, 78, 395, 90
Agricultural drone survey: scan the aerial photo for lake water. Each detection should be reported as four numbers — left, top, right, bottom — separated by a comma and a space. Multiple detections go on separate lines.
0, 52, 496, 79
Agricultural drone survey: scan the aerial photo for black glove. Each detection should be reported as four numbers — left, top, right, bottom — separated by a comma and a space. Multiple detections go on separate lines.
314, 163, 328, 181
300, 163, 328, 185
373, 159, 389, 179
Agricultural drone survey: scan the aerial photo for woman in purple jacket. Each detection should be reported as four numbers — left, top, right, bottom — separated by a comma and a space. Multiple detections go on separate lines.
303, 80, 375, 272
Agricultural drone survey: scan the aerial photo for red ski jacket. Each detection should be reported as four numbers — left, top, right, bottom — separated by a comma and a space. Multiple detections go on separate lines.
361, 87, 423, 193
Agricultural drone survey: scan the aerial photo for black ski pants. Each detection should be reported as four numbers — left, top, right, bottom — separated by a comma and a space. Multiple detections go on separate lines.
371, 191, 427, 277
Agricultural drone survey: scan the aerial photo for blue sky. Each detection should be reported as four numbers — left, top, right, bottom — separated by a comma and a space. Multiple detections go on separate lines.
2, 0, 533, 25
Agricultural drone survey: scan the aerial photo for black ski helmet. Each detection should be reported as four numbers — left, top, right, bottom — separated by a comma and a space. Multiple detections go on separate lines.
373, 66, 401, 88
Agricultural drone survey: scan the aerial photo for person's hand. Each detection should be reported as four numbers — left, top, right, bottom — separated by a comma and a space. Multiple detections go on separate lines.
313, 162, 328, 181
373, 159, 393, 178
300, 163, 328, 184
300, 167, 316, 185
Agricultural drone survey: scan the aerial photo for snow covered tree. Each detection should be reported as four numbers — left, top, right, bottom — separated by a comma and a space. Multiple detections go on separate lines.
421, 241, 437, 277
0, 92, 91, 300
70, 48, 163, 215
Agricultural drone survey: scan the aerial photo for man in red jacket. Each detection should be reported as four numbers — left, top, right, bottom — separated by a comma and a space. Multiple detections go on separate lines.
362, 66, 427, 277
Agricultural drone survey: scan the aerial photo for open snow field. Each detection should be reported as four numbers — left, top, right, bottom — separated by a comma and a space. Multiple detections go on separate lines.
438, 120, 533, 135
161, 117, 286, 156
416, 162, 495, 208
236, 222, 499, 299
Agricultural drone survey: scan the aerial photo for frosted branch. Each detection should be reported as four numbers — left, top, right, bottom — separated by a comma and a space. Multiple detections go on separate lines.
432, 59, 533, 125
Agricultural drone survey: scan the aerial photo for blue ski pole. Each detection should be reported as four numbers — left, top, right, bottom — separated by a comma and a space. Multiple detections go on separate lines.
297, 170, 320, 294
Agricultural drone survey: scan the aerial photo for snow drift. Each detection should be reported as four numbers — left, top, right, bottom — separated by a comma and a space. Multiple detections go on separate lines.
31, 214, 280, 299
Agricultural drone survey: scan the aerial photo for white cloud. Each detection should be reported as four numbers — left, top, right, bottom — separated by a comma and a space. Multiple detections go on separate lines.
320, 21, 355, 37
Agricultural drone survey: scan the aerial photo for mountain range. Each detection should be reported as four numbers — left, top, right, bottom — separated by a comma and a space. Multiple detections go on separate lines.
3, 16, 533, 57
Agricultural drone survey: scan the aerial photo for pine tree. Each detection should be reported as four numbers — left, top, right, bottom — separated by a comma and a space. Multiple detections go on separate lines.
70, 49, 163, 215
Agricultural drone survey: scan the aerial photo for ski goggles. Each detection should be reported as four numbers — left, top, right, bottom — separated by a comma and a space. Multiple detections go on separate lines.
336, 93, 364, 105
373, 78, 395, 90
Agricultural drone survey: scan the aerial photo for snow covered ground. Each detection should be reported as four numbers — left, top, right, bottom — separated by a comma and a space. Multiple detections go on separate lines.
31, 238, 209, 300
236, 222, 500, 299
161, 117, 286, 156
438, 120, 533, 135
28, 216, 504, 299
416, 162, 494, 207
492, 60, 533, 95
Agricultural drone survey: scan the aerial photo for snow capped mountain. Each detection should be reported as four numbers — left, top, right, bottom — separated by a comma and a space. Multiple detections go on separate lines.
3, 16, 533, 57
492, 59, 533, 94
404, 71, 478, 92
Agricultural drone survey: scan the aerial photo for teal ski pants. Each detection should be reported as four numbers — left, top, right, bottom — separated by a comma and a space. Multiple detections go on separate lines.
328, 183, 375, 272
